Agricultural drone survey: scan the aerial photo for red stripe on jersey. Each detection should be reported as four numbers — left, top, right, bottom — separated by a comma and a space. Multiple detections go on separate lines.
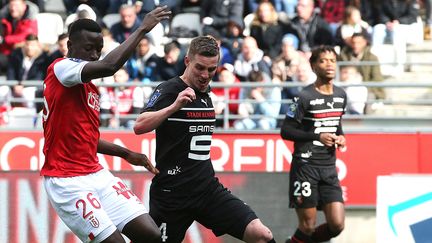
89, 232, 95, 240
313, 111, 343, 118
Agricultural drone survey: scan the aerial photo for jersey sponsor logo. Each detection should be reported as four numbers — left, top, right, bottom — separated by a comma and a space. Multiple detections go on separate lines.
146, 89, 161, 108
300, 150, 312, 158
314, 120, 340, 127
186, 111, 215, 119
112, 181, 135, 199
87, 92, 100, 111
189, 125, 214, 133
310, 98, 324, 105
167, 166, 181, 175
333, 97, 344, 103
69, 58, 83, 63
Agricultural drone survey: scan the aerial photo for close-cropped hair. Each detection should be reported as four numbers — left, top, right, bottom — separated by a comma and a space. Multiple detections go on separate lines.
309, 45, 337, 64
187, 36, 219, 58
68, 18, 102, 40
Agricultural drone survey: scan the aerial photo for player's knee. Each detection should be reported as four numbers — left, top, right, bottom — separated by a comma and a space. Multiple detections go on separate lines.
243, 219, 273, 242
328, 221, 344, 237
299, 219, 317, 234
127, 226, 161, 243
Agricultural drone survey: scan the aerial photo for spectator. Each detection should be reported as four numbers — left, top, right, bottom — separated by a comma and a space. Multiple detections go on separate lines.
250, 1, 287, 59
339, 32, 385, 100
126, 36, 159, 84
153, 40, 185, 81
64, 3, 101, 30
133, 0, 179, 28
200, 0, 243, 37
100, 68, 146, 128
372, 0, 420, 70
278, 57, 315, 124
316, 0, 346, 36
346, 0, 380, 28
338, 65, 368, 115
272, 33, 303, 84
62, 0, 109, 16
110, 4, 142, 43
286, 0, 333, 54
48, 33, 68, 64
210, 63, 240, 127
206, 29, 234, 65
335, 5, 371, 48
7, 34, 49, 109
234, 70, 281, 130
221, 19, 244, 62
0, 0, 39, 73
233, 36, 271, 81
100, 27, 120, 59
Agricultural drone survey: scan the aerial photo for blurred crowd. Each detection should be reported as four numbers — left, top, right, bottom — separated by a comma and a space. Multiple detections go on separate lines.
0, 0, 429, 129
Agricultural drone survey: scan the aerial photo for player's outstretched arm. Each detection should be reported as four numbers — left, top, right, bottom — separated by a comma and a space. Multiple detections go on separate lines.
97, 139, 159, 174
134, 87, 196, 134
81, 6, 171, 82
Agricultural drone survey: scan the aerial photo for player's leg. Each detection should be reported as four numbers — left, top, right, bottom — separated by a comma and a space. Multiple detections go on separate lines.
287, 207, 317, 243
309, 201, 345, 242
196, 182, 275, 243
310, 166, 345, 242
149, 192, 195, 243
121, 214, 161, 243
43, 173, 124, 243
286, 160, 320, 242
99, 172, 160, 243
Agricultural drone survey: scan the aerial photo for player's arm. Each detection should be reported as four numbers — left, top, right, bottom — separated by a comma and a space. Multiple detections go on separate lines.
81, 6, 171, 82
280, 117, 320, 142
97, 139, 159, 174
335, 120, 346, 149
134, 87, 196, 134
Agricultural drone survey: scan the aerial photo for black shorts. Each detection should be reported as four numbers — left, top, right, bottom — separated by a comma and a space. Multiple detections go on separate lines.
149, 180, 258, 243
289, 158, 344, 209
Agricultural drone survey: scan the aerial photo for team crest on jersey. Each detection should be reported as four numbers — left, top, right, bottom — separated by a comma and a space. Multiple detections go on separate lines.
146, 89, 162, 108
88, 215, 100, 228
286, 99, 298, 118
69, 58, 83, 63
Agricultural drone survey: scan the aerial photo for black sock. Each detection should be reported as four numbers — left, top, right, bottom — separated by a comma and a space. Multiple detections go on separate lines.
292, 228, 313, 243
311, 223, 338, 242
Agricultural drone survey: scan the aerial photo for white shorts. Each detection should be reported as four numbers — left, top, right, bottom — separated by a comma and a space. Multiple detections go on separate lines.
44, 169, 148, 243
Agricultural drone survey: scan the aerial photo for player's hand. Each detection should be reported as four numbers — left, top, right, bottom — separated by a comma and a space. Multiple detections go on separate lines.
174, 87, 196, 110
335, 135, 347, 152
319, 133, 338, 147
141, 5, 171, 32
125, 152, 159, 175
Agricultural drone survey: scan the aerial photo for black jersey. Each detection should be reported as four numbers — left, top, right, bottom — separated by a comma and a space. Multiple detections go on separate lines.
287, 84, 347, 166
143, 77, 216, 195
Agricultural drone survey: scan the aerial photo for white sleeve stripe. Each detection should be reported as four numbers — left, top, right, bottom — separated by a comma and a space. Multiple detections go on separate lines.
53, 59, 89, 87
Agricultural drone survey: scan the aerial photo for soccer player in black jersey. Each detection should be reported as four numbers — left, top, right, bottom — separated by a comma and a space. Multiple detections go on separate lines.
134, 36, 275, 243
280, 46, 347, 243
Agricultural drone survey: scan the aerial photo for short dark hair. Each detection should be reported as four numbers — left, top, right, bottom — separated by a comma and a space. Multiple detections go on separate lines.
57, 33, 68, 42
187, 36, 219, 58
309, 45, 337, 64
68, 18, 101, 40
25, 34, 38, 41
